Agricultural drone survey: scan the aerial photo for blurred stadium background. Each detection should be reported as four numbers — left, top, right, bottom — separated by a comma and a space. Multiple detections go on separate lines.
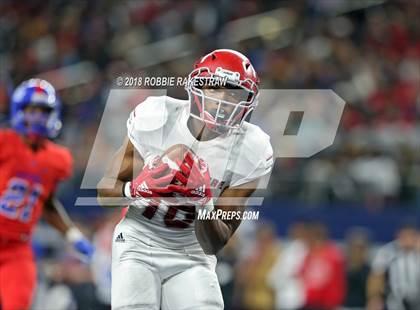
0, 0, 419, 309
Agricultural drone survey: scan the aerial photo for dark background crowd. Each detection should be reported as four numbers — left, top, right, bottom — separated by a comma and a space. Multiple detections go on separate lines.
0, 0, 419, 309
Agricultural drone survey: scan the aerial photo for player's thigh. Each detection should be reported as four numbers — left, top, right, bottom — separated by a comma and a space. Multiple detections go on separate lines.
161, 265, 224, 310
112, 259, 161, 310
0, 256, 36, 310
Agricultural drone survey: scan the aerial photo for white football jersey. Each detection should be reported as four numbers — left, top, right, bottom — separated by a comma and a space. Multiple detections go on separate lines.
125, 95, 273, 248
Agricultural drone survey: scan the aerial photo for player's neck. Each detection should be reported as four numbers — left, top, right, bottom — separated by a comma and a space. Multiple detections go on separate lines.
21, 135, 45, 152
187, 117, 220, 141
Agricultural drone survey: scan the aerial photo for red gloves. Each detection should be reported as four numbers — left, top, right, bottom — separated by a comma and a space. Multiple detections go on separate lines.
127, 157, 178, 204
168, 152, 213, 206
126, 152, 212, 206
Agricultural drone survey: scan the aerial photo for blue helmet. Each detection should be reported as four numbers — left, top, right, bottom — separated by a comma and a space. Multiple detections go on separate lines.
11, 78, 62, 138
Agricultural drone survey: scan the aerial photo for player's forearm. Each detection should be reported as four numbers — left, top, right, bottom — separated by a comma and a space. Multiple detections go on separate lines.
43, 197, 94, 259
194, 186, 253, 254
97, 177, 126, 207
194, 215, 233, 254
44, 207, 71, 234
43, 197, 74, 235
97, 137, 140, 207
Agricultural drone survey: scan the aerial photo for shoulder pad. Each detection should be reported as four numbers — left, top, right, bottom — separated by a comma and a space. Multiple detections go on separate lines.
0, 130, 20, 158
237, 122, 273, 167
228, 123, 274, 186
129, 96, 168, 132
127, 96, 188, 158
46, 142, 73, 180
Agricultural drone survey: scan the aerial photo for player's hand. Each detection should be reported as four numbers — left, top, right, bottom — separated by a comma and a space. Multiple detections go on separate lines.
128, 156, 180, 203
66, 227, 94, 263
73, 237, 95, 262
169, 152, 212, 205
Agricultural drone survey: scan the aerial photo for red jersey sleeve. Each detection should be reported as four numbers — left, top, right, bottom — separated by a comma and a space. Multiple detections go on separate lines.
45, 141, 74, 182
56, 147, 73, 181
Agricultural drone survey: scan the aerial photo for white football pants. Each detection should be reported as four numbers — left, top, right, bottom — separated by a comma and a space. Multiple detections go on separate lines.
111, 218, 224, 310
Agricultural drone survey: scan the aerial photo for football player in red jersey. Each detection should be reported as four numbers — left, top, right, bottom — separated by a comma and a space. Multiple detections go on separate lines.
0, 79, 94, 310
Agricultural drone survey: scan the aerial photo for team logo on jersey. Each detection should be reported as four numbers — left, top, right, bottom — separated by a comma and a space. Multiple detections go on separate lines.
115, 232, 125, 243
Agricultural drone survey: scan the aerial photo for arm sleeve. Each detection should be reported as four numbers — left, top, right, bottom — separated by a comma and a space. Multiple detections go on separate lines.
230, 142, 274, 187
